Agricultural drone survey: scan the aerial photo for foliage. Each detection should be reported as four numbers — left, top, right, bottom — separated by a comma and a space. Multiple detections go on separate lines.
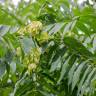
0, 0, 96, 96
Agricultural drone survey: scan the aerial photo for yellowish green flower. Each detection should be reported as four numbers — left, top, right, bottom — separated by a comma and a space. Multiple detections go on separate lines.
22, 46, 41, 73
17, 21, 43, 37
16, 47, 22, 56
26, 21, 43, 37
23, 56, 30, 66
28, 63, 37, 72
30, 47, 41, 64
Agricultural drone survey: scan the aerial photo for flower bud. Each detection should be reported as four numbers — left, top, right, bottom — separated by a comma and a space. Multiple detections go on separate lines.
26, 21, 43, 37
28, 63, 37, 72
16, 47, 22, 56
37, 32, 49, 44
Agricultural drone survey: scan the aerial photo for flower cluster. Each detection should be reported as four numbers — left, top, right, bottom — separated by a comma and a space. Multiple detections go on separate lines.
26, 21, 43, 37
17, 21, 42, 36
23, 47, 41, 73
17, 21, 51, 73
17, 21, 50, 44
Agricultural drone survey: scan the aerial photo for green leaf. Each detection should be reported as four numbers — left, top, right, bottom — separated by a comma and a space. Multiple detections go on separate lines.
39, 90, 51, 96
68, 59, 78, 86
80, 68, 96, 96
71, 60, 87, 91
57, 56, 71, 84
43, 24, 55, 32
10, 61, 16, 74
20, 37, 35, 55
64, 36, 93, 58
77, 65, 91, 96
63, 20, 77, 35
49, 23, 64, 35
0, 6, 22, 25
76, 21, 91, 36
0, 25, 10, 36
50, 56, 61, 72
0, 60, 6, 78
